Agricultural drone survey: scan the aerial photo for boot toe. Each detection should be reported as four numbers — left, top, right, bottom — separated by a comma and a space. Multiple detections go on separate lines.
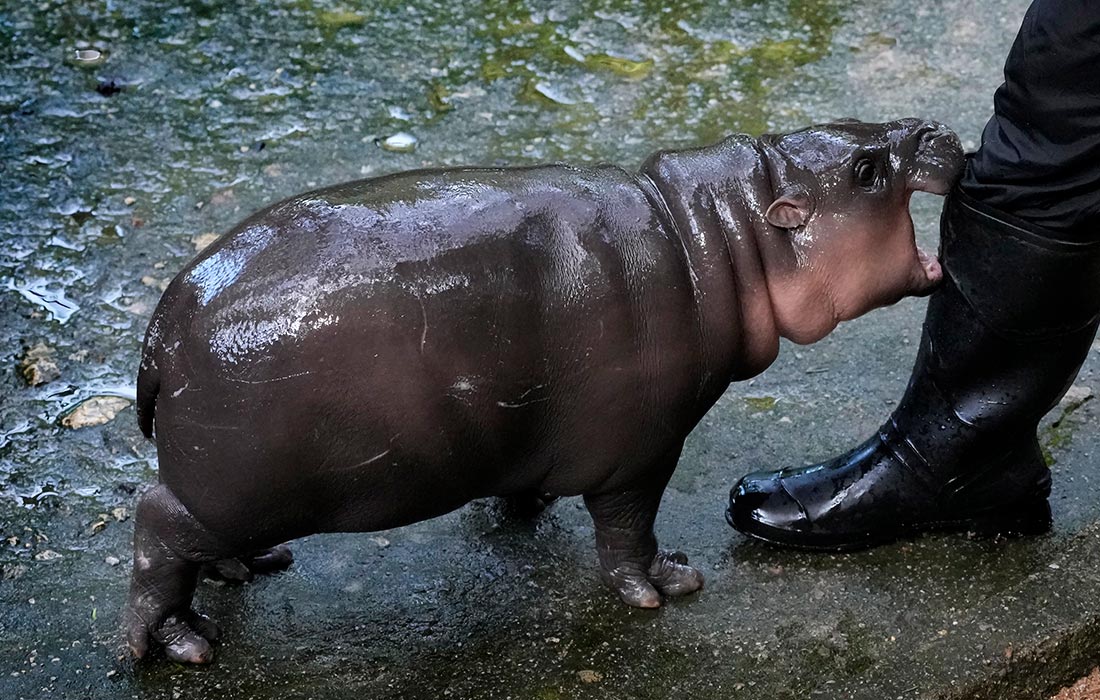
726, 436, 922, 551
727, 469, 812, 540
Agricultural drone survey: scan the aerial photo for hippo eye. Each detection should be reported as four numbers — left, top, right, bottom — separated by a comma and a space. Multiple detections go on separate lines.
854, 158, 877, 187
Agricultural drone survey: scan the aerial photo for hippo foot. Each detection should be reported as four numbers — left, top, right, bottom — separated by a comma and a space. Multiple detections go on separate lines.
201, 544, 295, 583
602, 550, 705, 609
124, 485, 239, 665
125, 606, 220, 664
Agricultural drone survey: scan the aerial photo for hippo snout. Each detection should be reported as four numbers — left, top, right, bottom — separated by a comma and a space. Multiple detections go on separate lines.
906, 121, 965, 195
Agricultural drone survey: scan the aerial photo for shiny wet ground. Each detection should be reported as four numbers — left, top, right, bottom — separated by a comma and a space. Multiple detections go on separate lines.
9, 1, 1100, 698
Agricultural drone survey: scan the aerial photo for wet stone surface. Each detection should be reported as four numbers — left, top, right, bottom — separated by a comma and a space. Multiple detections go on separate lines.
9, 1, 1100, 699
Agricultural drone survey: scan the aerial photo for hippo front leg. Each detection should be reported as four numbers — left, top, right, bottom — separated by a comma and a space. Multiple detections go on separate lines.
583, 452, 704, 608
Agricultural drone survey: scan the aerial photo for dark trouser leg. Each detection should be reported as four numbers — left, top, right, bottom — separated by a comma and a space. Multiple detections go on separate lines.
962, 0, 1100, 238
726, 0, 1100, 550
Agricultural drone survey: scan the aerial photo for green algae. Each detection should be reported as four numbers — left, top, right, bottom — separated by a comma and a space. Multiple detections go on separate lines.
583, 52, 654, 78
745, 396, 778, 412
1041, 392, 1094, 466
464, 0, 849, 146
317, 8, 368, 30
426, 82, 455, 114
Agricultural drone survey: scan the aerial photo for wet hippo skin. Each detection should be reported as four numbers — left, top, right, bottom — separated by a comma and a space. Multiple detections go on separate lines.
124, 118, 964, 663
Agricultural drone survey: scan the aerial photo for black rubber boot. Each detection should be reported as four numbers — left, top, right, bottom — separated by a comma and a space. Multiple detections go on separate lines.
727, 187, 1100, 551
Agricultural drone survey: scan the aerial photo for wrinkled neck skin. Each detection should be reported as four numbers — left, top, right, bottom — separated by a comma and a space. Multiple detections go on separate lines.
638, 136, 806, 385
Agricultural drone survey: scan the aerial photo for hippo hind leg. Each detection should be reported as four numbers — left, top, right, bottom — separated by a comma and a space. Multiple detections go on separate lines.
123, 484, 235, 664
499, 489, 559, 519
202, 545, 294, 583
583, 449, 704, 608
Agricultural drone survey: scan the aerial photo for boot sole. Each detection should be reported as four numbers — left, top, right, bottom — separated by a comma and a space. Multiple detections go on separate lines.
726, 497, 1053, 553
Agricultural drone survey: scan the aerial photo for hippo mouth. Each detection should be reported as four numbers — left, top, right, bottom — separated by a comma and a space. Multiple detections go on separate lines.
905, 191, 945, 297
905, 121, 961, 296
916, 246, 943, 288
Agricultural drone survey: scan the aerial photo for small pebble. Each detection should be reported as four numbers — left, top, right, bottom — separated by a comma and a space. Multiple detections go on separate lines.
18, 343, 60, 387
105, 555, 121, 566
192, 232, 220, 251
62, 397, 132, 429
141, 275, 170, 292
379, 132, 418, 153
96, 78, 126, 96
73, 48, 105, 65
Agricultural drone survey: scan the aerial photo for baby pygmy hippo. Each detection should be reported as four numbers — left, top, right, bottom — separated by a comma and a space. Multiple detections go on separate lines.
125, 118, 963, 663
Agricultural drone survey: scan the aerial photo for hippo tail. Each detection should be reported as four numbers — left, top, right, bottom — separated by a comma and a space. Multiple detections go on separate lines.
136, 317, 163, 440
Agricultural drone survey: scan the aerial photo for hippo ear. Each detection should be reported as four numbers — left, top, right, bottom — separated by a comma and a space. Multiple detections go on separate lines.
765, 192, 812, 229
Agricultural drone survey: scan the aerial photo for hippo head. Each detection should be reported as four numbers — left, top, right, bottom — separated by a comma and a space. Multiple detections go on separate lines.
757, 118, 964, 344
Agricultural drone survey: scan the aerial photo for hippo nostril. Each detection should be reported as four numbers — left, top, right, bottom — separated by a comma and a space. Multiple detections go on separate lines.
909, 125, 964, 191
915, 124, 950, 149
922, 125, 962, 151
914, 124, 938, 139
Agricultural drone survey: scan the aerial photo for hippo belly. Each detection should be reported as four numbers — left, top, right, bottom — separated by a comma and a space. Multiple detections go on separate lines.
147, 164, 703, 546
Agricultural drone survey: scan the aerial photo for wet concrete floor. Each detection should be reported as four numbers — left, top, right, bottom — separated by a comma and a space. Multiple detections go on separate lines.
10, 1, 1100, 699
